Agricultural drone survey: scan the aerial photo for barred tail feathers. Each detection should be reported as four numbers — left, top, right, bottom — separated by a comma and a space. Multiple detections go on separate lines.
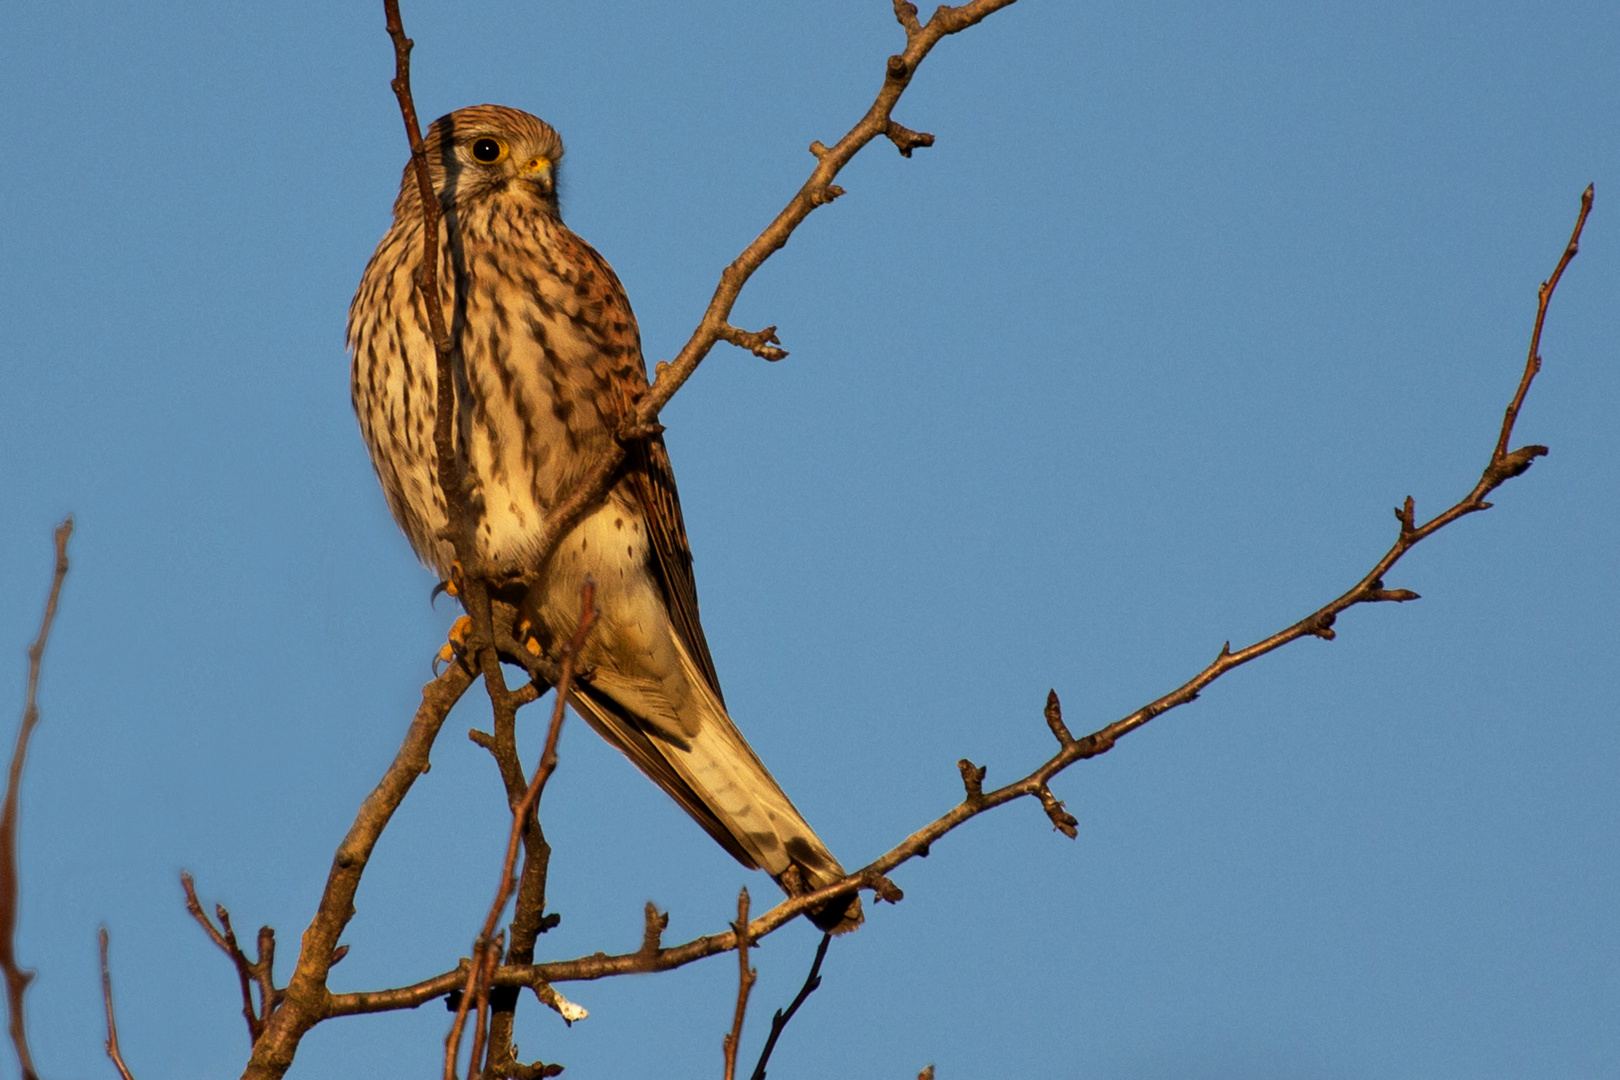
565, 640, 862, 934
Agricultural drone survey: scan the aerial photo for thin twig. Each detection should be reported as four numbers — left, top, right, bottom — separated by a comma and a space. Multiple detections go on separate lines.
721, 889, 755, 1080
515, 0, 1024, 590
0, 518, 71, 1080
242, 661, 476, 1080
381, 0, 471, 575
445, 583, 597, 1080
465, 937, 500, 1080
100, 927, 137, 1080
1495, 184, 1592, 461
180, 876, 285, 1046
748, 933, 831, 1080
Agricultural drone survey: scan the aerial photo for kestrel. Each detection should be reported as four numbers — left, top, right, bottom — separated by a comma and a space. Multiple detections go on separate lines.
348, 105, 859, 932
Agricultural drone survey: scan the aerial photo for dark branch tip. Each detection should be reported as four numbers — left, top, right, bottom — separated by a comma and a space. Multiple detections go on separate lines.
957, 758, 987, 802
869, 875, 904, 904
809, 184, 846, 207
1489, 444, 1550, 482
885, 121, 936, 158
1043, 689, 1076, 745
1035, 785, 1079, 839
719, 324, 789, 362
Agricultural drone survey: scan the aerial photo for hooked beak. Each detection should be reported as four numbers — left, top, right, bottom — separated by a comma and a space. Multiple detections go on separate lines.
521, 155, 553, 191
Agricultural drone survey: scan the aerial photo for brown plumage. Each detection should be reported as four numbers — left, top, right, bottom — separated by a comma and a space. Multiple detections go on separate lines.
348, 104, 859, 932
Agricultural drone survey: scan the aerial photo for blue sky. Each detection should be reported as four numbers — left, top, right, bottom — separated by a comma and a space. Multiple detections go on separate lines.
0, 2, 1616, 1077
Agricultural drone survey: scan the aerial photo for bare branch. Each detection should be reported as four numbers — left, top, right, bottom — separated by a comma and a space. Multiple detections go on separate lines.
100, 928, 137, 1080
181, 873, 264, 1044
515, 0, 1025, 588
1, 518, 71, 1080
380, 0, 473, 573
641, 902, 669, 956
721, 889, 756, 1080
1043, 689, 1075, 747
956, 759, 986, 804
717, 324, 788, 362
242, 661, 476, 1079
748, 933, 831, 1080
448, 582, 597, 1079
463, 938, 500, 1080
1495, 184, 1592, 462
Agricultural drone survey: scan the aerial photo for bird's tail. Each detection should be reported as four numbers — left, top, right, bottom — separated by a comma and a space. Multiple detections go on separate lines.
567, 667, 862, 935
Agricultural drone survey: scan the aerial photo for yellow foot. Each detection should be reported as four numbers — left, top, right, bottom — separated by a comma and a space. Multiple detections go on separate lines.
514, 617, 543, 658
433, 615, 473, 674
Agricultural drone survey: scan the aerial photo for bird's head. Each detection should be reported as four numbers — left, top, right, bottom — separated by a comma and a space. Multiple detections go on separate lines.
397, 104, 565, 219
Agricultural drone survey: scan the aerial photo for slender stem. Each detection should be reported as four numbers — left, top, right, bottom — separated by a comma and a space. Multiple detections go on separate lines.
721, 889, 755, 1080
748, 934, 831, 1080
0, 518, 70, 1080
515, 0, 1023, 588
100, 928, 138, 1080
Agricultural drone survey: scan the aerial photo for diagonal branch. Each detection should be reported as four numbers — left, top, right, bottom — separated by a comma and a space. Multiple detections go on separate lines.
241, 661, 476, 1080
381, 0, 473, 573
181, 874, 284, 1046
748, 933, 831, 1080
0, 517, 71, 1080
329, 184, 1594, 1005
100, 928, 138, 1080
516, 0, 1023, 590
445, 584, 596, 1080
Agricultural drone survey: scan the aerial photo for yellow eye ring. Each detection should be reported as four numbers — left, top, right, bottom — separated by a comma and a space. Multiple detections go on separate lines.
470, 137, 508, 164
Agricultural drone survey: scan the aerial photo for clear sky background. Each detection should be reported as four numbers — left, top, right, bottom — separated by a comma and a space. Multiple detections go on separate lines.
0, 2, 1616, 1078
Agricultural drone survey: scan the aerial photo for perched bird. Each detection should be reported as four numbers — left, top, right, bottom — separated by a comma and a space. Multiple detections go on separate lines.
348, 104, 860, 932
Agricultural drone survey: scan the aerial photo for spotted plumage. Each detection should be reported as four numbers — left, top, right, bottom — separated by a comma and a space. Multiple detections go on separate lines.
349, 105, 859, 932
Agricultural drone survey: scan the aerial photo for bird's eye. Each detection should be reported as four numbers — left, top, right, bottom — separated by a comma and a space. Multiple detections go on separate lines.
471, 137, 507, 164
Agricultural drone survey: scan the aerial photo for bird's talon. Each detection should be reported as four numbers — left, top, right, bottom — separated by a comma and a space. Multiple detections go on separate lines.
449, 615, 472, 647
525, 637, 542, 657
433, 615, 473, 671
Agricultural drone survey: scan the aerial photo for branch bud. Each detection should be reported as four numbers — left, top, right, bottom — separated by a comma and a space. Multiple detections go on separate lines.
957, 758, 986, 803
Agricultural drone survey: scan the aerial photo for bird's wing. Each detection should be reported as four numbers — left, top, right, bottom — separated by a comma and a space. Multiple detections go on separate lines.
565, 232, 725, 703
623, 434, 726, 704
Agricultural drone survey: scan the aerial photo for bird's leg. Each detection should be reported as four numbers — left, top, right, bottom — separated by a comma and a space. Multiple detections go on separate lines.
433, 615, 474, 674
433, 560, 465, 600
778, 864, 810, 897
512, 614, 543, 658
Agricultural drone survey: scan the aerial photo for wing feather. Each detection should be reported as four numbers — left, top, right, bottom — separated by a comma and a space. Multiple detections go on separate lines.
566, 683, 757, 869
624, 436, 725, 703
